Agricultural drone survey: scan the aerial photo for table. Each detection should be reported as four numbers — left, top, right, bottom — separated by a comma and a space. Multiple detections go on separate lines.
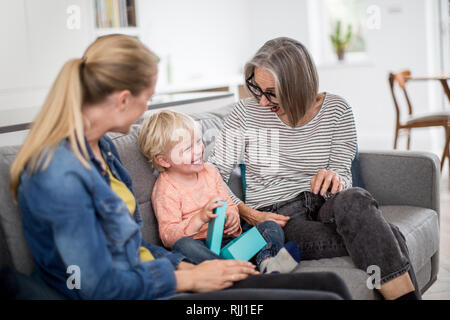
406, 74, 450, 102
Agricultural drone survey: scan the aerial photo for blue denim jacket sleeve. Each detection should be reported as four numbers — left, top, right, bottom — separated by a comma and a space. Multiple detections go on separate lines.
20, 165, 178, 300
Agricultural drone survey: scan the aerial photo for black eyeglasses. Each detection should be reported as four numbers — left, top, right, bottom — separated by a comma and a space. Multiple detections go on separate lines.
245, 73, 279, 106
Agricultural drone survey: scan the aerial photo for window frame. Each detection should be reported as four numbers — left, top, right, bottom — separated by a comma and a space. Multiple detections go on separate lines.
307, 0, 370, 65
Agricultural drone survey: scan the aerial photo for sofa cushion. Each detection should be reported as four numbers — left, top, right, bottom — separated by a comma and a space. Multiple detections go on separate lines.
293, 205, 439, 299
107, 126, 163, 246
108, 126, 157, 205
293, 256, 380, 299
189, 112, 226, 161
0, 146, 34, 275
380, 205, 439, 273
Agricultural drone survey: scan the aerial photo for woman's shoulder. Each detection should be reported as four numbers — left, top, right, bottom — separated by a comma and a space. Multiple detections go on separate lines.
227, 97, 260, 119
38, 140, 90, 176
99, 135, 120, 159
227, 97, 277, 126
239, 97, 259, 107
322, 92, 353, 115
323, 92, 351, 109
19, 140, 94, 199
238, 97, 264, 113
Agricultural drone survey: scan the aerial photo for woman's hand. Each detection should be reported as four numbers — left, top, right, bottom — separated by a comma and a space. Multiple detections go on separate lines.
310, 169, 343, 196
223, 211, 240, 236
238, 203, 290, 227
177, 261, 196, 270
175, 260, 259, 293
255, 211, 290, 227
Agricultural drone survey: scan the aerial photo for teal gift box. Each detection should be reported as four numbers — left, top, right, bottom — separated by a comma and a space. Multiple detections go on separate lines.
205, 201, 227, 255
220, 227, 267, 261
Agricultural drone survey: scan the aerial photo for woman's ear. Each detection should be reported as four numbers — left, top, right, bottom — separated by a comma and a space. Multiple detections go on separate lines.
116, 90, 132, 112
155, 154, 171, 169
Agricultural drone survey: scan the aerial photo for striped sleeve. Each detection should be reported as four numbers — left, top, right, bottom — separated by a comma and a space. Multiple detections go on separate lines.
327, 101, 357, 190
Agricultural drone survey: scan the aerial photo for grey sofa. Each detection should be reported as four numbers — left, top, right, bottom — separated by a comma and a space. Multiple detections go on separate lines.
0, 103, 440, 300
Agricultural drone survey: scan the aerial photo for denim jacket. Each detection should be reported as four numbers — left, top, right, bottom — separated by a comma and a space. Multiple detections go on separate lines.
17, 135, 185, 299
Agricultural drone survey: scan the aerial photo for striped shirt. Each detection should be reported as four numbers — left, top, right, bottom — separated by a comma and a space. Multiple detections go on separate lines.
207, 92, 357, 210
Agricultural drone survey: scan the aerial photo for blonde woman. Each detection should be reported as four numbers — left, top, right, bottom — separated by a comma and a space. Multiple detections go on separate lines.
8, 35, 351, 300
9, 35, 261, 299
209, 37, 421, 300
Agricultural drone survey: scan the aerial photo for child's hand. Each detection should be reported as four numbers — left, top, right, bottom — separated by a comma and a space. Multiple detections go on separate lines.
198, 196, 224, 224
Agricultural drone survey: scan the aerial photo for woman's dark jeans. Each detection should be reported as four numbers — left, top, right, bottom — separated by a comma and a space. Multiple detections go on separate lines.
258, 187, 421, 298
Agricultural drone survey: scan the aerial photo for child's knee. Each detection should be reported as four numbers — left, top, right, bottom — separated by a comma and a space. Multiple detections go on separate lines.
256, 220, 281, 232
172, 236, 196, 251
256, 220, 285, 244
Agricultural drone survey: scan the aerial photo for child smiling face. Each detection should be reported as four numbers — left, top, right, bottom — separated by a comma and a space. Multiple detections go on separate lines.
163, 127, 206, 176
139, 110, 206, 177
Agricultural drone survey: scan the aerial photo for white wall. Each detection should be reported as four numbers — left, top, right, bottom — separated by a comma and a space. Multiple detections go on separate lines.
246, 0, 310, 50
0, 0, 93, 128
138, 0, 252, 91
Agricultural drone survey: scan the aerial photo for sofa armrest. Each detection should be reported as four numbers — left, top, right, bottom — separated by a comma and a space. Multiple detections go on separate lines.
359, 150, 440, 216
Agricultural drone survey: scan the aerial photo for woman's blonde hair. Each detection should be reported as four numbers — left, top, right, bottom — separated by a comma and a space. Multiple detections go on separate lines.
244, 37, 319, 127
138, 110, 200, 172
10, 34, 158, 201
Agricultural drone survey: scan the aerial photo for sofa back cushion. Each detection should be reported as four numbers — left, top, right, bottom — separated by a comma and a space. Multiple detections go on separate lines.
0, 146, 34, 275
107, 126, 163, 246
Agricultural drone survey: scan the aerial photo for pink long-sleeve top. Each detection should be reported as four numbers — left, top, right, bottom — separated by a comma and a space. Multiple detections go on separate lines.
151, 163, 242, 248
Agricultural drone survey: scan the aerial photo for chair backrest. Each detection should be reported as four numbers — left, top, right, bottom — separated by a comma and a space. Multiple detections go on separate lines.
388, 70, 414, 125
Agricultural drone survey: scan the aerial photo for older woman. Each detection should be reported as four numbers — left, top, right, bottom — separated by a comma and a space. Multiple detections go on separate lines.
209, 37, 421, 300
8, 34, 351, 300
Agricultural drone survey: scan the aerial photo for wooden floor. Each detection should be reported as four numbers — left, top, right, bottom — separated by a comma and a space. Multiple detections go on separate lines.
422, 167, 450, 300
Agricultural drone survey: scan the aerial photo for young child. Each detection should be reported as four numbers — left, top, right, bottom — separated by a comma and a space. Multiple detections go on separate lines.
138, 110, 300, 273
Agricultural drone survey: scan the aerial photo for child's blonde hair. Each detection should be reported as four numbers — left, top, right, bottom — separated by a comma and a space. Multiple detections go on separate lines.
138, 110, 200, 172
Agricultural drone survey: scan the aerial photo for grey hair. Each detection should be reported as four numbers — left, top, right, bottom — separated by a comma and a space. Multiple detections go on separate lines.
244, 37, 319, 127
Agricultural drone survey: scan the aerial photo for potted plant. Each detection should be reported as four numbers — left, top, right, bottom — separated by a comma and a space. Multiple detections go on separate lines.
330, 20, 353, 61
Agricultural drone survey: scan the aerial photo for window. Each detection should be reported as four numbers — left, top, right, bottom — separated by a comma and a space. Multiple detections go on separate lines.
325, 0, 367, 53
308, 0, 370, 64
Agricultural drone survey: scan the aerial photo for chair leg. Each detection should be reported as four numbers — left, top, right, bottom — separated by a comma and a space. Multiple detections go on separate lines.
441, 127, 450, 181
441, 126, 450, 173
446, 127, 450, 178
394, 128, 399, 149
406, 129, 411, 150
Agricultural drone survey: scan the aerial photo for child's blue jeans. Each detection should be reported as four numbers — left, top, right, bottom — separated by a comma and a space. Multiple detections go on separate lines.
172, 220, 284, 267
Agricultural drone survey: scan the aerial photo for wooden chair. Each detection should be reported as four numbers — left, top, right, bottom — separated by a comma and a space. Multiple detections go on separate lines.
388, 70, 450, 172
